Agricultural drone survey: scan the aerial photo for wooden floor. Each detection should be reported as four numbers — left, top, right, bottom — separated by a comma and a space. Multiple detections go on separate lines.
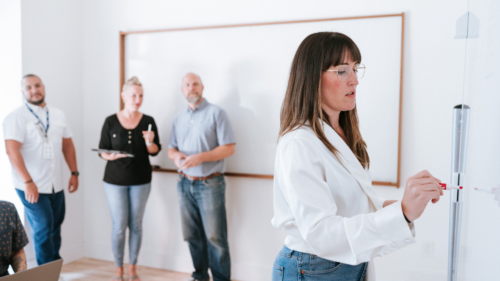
60, 258, 192, 281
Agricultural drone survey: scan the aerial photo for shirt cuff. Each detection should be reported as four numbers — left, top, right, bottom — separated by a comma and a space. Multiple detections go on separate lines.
371, 196, 386, 210
374, 201, 416, 256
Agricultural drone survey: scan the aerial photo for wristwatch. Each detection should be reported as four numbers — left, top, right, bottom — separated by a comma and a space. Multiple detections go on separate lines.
71, 171, 80, 177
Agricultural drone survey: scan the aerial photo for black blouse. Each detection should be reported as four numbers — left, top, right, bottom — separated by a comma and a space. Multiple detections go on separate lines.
99, 114, 161, 185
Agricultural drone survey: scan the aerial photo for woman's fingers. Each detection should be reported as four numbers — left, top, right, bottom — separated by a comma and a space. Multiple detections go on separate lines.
411, 170, 432, 179
411, 170, 441, 183
412, 177, 441, 187
142, 131, 155, 139
425, 190, 442, 204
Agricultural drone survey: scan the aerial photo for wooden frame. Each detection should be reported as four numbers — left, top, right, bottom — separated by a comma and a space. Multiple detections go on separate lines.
119, 13, 405, 187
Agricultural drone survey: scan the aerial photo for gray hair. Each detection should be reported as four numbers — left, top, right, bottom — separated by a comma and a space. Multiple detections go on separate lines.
122, 76, 142, 92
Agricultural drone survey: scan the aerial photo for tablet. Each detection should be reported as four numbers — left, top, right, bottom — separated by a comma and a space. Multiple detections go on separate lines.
91, 149, 134, 157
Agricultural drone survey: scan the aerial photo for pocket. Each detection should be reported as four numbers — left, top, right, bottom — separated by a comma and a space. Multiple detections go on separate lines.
304, 255, 342, 275
26, 122, 44, 142
272, 263, 283, 281
203, 176, 224, 187
49, 121, 66, 140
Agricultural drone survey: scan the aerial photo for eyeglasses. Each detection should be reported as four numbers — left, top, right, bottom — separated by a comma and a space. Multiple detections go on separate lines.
326, 63, 365, 81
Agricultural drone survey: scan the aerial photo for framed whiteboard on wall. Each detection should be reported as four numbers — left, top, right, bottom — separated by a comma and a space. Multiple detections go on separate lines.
119, 13, 405, 187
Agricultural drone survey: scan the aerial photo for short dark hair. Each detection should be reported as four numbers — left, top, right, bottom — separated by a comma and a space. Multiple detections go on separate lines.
21, 74, 40, 85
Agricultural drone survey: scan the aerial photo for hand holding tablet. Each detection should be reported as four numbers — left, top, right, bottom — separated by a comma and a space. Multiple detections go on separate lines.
92, 148, 134, 158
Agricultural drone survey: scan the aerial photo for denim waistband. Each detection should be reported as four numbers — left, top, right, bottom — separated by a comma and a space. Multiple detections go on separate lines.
279, 245, 316, 259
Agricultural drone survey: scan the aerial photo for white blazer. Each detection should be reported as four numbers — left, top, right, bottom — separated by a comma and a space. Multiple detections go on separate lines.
272, 123, 415, 280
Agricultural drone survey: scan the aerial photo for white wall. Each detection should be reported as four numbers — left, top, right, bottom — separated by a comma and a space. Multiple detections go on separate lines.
0, 0, 23, 210
0, 0, 28, 271
20, 0, 85, 265
79, 1, 474, 280
13, 0, 500, 280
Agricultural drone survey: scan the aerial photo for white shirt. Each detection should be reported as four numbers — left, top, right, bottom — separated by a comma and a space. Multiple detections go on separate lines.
272, 123, 415, 281
3, 103, 72, 194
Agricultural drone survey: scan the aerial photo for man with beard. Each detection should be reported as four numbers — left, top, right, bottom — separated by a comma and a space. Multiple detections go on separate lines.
168, 73, 235, 281
2, 74, 79, 266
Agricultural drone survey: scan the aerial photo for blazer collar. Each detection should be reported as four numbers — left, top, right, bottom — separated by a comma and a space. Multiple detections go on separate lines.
321, 122, 382, 210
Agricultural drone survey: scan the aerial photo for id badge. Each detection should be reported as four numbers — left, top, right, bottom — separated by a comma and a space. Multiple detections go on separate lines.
43, 141, 54, 159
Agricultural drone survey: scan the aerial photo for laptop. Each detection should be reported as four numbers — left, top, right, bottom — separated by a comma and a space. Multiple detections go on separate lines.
0, 259, 63, 281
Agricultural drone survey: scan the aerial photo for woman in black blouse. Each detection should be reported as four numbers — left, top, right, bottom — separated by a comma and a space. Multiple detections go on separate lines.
98, 76, 161, 281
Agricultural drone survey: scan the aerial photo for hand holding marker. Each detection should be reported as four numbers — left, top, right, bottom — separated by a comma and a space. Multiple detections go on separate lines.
146, 124, 152, 146
440, 183, 463, 190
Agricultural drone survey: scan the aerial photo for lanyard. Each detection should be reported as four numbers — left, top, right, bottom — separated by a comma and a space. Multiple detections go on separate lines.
25, 103, 49, 136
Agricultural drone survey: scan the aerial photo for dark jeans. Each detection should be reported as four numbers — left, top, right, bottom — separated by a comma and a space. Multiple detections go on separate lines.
273, 246, 368, 281
16, 188, 65, 266
177, 175, 231, 281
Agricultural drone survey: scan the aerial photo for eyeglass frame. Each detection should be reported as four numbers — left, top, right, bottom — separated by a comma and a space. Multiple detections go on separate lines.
326, 63, 366, 80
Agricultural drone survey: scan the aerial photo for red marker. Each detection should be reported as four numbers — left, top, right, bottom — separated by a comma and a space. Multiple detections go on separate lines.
440, 183, 463, 190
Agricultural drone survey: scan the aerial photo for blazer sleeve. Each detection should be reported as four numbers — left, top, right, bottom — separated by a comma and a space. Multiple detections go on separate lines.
275, 138, 415, 265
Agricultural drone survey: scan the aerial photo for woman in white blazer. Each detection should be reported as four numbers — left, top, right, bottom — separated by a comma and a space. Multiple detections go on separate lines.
271, 32, 443, 281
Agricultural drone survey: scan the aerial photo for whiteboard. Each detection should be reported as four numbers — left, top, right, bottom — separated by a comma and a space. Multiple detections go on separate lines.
124, 15, 403, 184
453, 1, 500, 279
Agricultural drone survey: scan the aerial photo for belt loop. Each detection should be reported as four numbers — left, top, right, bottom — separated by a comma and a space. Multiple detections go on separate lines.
284, 246, 294, 258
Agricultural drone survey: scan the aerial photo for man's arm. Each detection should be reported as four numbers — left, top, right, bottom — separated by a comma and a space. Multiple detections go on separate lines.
10, 249, 27, 273
5, 140, 39, 203
179, 144, 235, 170
5, 140, 31, 182
62, 138, 78, 193
168, 148, 187, 169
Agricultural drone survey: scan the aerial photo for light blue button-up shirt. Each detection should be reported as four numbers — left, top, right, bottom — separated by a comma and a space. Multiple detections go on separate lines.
168, 99, 235, 177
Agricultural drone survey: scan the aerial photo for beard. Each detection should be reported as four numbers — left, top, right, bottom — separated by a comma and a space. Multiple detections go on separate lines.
186, 92, 201, 104
28, 96, 45, 105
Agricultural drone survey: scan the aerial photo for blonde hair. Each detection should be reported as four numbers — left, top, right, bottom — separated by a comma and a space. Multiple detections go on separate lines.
122, 76, 142, 92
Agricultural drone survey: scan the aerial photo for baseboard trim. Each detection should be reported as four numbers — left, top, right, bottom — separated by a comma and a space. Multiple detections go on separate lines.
61, 243, 85, 265
84, 242, 274, 280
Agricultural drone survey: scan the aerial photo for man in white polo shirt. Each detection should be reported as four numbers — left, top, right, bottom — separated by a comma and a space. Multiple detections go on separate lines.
3, 74, 79, 266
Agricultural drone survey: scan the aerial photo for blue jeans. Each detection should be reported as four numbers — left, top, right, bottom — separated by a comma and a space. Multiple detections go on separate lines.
104, 182, 151, 267
177, 175, 231, 281
16, 188, 65, 266
272, 246, 368, 281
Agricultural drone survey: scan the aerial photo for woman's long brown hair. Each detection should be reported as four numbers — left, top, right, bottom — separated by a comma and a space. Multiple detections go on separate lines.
279, 32, 370, 168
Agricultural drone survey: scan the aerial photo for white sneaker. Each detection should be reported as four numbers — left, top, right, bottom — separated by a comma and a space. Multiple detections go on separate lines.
185, 277, 209, 281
